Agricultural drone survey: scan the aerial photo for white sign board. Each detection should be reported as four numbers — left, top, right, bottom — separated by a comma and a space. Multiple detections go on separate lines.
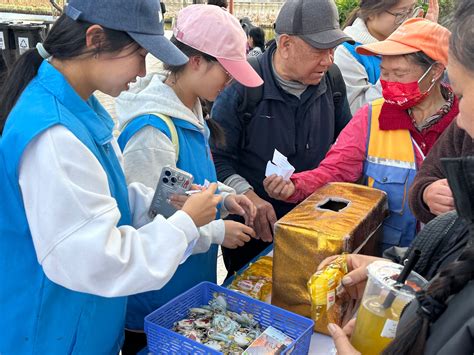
18, 37, 30, 55
0, 32, 5, 50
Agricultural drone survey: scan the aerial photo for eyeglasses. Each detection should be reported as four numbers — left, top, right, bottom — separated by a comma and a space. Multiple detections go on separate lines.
213, 61, 234, 85
386, 6, 423, 25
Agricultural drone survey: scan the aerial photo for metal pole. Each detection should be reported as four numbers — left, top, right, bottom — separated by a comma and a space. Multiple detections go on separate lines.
229, 0, 234, 14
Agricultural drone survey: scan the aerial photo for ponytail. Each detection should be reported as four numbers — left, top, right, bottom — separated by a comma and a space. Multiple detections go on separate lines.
383, 243, 474, 355
0, 14, 135, 134
0, 49, 43, 133
201, 98, 226, 148
344, 7, 361, 28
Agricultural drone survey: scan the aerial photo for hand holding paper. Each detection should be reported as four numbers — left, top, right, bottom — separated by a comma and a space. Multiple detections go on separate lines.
265, 149, 295, 181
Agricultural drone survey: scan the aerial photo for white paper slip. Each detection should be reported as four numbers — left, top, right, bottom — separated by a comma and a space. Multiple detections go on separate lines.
272, 149, 290, 167
265, 149, 295, 181
265, 161, 281, 177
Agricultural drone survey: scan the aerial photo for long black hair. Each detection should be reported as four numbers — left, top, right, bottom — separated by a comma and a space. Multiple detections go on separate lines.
164, 36, 226, 147
383, 4, 474, 353
0, 14, 136, 134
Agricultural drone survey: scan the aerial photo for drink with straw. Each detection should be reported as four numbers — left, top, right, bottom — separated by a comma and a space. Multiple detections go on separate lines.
350, 260, 427, 355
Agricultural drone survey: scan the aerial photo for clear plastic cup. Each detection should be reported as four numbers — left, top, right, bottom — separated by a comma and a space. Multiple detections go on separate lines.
350, 261, 428, 355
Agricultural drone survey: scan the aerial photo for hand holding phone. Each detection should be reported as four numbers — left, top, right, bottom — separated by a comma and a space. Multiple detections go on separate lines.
148, 166, 194, 219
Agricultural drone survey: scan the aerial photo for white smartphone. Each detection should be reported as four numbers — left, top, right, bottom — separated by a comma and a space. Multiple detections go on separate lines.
148, 166, 194, 219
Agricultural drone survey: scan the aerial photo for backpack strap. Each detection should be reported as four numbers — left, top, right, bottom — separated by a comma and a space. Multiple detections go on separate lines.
236, 55, 263, 149
326, 64, 345, 110
236, 56, 346, 147
403, 211, 467, 277
119, 113, 179, 162
237, 55, 264, 122
153, 113, 179, 160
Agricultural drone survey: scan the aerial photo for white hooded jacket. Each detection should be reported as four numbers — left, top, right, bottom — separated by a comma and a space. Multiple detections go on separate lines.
334, 18, 383, 114
116, 73, 234, 252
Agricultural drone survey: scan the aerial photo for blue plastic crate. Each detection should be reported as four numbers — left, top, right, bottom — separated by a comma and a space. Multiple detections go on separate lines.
145, 281, 314, 354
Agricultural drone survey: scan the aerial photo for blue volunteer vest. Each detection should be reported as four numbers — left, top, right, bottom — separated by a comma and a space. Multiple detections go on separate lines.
363, 98, 418, 250
118, 114, 218, 330
342, 42, 381, 85
0, 61, 132, 354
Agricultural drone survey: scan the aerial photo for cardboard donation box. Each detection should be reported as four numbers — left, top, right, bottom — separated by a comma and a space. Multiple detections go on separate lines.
272, 183, 388, 333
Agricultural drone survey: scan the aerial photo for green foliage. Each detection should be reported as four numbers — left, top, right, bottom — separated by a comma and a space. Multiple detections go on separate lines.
335, 0, 455, 27
437, 0, 456, 26
335, 0, 360, 27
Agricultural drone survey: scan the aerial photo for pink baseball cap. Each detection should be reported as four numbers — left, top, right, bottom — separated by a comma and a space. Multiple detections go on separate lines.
173, 4, 263, 87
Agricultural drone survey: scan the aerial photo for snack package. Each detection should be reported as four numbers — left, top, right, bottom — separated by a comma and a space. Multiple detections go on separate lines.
307, 255, 348, 335
243, 326, 293, 354
229, 256, 273, 302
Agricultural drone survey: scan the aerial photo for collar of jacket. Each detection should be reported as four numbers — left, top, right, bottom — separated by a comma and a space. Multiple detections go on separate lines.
378, 93, 459, 135
344, 18, 379, 45
260, 42, 328, 104
36, 60, 115, 146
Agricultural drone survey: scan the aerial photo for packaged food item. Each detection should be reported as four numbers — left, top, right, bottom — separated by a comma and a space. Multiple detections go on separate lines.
172, 293, 262, 353
307, 255, 348, 334
243, 326, 293, 355
229, 256, 273, 301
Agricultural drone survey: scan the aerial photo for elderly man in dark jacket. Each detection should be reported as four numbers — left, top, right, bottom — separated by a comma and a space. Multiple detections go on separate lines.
211, 0, 353, 275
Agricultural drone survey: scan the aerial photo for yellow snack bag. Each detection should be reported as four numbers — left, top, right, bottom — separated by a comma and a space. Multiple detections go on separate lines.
307, 255, 348, 334
229, 257, 273, 301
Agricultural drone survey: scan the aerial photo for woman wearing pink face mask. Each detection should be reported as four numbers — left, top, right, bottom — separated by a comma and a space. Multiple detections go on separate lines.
264, 18, 458, 252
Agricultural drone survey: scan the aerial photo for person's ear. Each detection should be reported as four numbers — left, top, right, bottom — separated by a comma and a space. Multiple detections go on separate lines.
188, 55, 204, 72
431, 62, 446, 82
85, 25, 107, 56
277, 34, 292, 59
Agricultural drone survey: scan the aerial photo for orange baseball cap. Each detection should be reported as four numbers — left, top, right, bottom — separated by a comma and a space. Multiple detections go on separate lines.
356, 18, 451, 66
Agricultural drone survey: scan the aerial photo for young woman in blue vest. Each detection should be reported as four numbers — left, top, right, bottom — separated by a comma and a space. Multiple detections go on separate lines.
0, 0, 225, 353
335, 0, 439, 114
116, 4, 262, 352
264, 19, 459, 252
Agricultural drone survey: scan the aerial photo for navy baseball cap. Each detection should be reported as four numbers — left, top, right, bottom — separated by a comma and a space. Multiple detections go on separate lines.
65, 0, 188, 66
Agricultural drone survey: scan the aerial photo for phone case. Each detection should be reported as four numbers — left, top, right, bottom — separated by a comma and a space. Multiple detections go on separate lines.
148, 166, 194, 219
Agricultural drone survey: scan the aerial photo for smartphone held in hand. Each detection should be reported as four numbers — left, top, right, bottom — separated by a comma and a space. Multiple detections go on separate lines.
148, 166, 194, 219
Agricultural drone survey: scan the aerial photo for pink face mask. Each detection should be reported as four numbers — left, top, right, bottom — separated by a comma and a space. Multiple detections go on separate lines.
381, 64, 436, 109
